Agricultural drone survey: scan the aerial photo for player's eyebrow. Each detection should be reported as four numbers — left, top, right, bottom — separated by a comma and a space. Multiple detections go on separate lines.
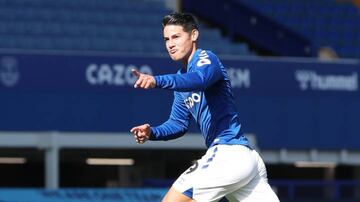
170, 33, 181, 39
164, 33, 181, 41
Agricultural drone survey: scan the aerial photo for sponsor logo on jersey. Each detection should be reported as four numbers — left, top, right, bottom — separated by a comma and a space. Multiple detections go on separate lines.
196, 50, 211, 67
184, 93, 201, 109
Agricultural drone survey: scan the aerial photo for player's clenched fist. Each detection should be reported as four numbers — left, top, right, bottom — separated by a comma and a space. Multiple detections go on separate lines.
130, 124, 151, 144
132, 69, 156, 89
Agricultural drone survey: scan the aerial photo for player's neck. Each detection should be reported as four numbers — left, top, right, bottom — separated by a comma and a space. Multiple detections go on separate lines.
181, 45, 197, 69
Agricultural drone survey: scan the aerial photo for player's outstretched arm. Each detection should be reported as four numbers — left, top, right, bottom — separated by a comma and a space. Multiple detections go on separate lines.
132, 69, 156, 89
130, 124, 151, 144
154, 52, 223, 92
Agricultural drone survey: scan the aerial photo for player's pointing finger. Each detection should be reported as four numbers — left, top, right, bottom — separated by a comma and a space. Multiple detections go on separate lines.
131, 69, 141, 78
130, 126, 139, 133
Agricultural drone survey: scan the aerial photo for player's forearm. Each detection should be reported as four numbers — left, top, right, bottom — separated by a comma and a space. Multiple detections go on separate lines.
150, 120, 188, 141
155, 70, 221, 91
155, 72, 204, 91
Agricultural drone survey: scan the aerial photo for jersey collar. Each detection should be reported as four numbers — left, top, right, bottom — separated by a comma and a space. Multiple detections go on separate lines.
187, 48, 202, 71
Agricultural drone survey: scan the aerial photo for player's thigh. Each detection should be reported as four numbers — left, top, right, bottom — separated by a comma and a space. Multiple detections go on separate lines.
162, 186, 194, 202
227, 179, 279, 202
190, 145, 258, 201
226, 151, 279, 202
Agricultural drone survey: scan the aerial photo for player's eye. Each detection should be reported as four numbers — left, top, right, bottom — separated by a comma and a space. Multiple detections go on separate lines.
171, 34, 181, 40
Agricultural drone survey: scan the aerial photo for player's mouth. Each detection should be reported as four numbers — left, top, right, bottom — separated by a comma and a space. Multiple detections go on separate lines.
170, 49, 177, 54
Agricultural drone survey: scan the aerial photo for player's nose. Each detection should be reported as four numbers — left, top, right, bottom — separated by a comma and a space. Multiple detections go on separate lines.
167, 40, 175, 48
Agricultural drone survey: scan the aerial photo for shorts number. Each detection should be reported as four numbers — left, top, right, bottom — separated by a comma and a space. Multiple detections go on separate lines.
185, 162, 198, 174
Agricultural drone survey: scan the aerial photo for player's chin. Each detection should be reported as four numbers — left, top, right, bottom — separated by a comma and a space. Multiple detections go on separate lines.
169, 54, 181, 61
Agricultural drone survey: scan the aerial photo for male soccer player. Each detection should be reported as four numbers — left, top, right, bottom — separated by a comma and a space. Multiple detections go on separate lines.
130, 13, 279, 202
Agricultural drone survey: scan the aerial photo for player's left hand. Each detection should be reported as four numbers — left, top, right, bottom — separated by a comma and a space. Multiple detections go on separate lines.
130, 124, 151, 144
132, 69, 156, 89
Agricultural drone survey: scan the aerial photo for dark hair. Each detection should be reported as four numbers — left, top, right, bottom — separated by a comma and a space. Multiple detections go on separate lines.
162, 12, 198, 33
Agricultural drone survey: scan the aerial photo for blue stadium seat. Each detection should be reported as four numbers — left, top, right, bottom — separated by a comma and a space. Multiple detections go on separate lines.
240, 0, 360, 58
0, 0, 253, 55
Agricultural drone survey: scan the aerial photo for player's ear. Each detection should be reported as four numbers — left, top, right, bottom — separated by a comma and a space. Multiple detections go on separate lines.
191, 29, 199, 42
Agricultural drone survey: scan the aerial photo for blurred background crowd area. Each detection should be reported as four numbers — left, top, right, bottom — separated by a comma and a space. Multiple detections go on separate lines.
0, 0, 358, 59
1, 0, 360, 202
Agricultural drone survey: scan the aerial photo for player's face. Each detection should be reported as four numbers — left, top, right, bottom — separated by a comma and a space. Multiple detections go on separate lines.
163, 25, 197, 62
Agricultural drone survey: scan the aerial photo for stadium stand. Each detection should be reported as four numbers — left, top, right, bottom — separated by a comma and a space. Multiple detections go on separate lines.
0, 0, 253, 56
182, 0, 314, 57
238, 0, 360, 58
1, 1, 360, 202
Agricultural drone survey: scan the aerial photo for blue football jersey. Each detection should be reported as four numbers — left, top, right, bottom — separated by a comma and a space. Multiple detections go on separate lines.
151, 49, 250, 148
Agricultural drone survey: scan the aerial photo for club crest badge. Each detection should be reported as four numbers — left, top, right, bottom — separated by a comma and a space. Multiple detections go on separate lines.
0, 56, 20, 87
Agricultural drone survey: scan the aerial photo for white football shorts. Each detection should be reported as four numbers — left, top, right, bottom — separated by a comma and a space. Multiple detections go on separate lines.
172, 145, 280, 202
